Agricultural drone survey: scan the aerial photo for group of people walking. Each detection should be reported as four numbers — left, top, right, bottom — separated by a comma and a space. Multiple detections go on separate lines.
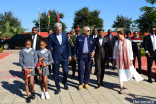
20, 22, 156, 103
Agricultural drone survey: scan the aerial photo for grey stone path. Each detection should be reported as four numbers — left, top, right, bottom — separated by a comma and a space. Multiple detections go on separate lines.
0, 50, 156, 104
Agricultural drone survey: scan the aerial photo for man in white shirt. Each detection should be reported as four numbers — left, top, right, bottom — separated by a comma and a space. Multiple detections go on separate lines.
143, 27, 156, 83
31, 27, 42, 84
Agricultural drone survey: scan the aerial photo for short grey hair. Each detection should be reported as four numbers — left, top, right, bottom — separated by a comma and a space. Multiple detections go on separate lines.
83, 26, 90, 31
54, 23, 62, 28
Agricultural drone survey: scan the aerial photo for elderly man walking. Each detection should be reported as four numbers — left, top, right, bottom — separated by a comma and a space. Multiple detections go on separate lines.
48, 23, 71, 94
74, 26, 95, 90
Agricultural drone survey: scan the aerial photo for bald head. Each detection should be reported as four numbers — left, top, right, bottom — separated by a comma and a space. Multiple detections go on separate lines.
70, 30, 75, 35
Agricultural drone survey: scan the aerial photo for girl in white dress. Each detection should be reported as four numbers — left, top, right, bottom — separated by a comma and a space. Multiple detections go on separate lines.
113, 30, 133, 94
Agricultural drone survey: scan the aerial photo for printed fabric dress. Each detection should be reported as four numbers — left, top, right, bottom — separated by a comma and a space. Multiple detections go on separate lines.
113, 39, 143, 82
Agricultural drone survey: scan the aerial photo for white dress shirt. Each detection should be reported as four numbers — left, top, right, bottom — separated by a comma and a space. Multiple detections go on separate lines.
32, 34, 37, 50
93, 34, 98, 39
146, 34, 156, 53
99, 37, 103, 46
40, 48, 47, 54
23, 47, 32, 53
56, 33, 62, 45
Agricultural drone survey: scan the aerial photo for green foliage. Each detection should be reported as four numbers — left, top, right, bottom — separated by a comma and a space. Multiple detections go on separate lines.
0, 21, 28, 38
140, 35, 145, 40
112, 15, 132, 31
141, 48, 146, 56
0, 46, 4, 53
33, 10, 67, 32
72, 7, 103, 30
134, 0, 156, 32
0, 11, 21, 28
145, 0, 156, 4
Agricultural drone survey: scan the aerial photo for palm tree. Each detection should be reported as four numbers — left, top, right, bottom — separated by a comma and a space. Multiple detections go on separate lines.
0, 21, 28, 38
0, 21, 14, 38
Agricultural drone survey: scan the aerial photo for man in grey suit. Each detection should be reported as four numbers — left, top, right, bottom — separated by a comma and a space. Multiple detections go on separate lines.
94, 28, 111, 87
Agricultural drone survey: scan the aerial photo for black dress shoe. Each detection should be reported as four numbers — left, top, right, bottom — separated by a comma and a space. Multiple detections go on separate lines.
94, 72, 97, 75
72, 74, 75, 78
26, 96, 31, 103
64, 84, 69, 90
113, 67, 115, 70
31, 92, 35, 99
98, 84, 101, 88
101, 83, 104, 86
139, 71, 142, 74
55, 89, 60, 94
148, 79, 152, 83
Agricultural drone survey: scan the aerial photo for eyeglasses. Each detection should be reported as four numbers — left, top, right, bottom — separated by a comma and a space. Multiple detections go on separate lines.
56, 29, 62, 32
87, 30, 91, 32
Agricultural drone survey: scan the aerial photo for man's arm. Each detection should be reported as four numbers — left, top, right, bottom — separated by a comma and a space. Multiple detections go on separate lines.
67, 36, 71, 57
143, 36, 148, 52
74, 36, 78, 57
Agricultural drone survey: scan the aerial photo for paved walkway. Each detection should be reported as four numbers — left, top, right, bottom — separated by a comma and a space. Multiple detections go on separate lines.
0, 50, 156, 104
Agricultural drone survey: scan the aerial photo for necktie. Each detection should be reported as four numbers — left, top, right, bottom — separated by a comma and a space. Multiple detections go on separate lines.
153, 35, 155, 51
110, 35, 111, 41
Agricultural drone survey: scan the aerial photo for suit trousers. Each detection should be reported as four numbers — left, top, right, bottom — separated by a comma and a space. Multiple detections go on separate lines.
95, 54, 105, 84
53, 55, 68, 89
133, 50, 141, 72
78, 55, 91, 85
147, 51, 156, 80
71, 56, 76, 75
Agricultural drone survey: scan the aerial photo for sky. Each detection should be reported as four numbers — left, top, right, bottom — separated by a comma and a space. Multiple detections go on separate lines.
0, 0, 156, 32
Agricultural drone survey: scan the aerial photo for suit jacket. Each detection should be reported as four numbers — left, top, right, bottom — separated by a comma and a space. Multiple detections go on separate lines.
69, 35, 77, 56
94, 37, 110, 60
105, 34, 115, 53
74, 34, 95, 61
143, 34, 153, 55
31, 34, 42, 50
48, 32, 71, 60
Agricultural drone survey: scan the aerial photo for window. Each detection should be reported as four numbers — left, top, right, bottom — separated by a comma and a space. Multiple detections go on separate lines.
12, 35, 19, 39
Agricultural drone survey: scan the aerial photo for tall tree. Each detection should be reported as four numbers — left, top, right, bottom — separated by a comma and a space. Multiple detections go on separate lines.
112, 15, 132, 31
0, 11, 21, 27
134, 0, 156, 32
72, 7, 103, 29
33, 10, 67, 32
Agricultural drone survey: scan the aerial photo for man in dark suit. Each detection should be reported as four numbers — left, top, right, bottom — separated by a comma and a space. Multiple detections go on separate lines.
143, 27, 156, 83
94, 28, 110, 87
74, 26, 95, 90
31, 27, 42, 84
48, 23, 71, 94
105, 29, 115, 69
